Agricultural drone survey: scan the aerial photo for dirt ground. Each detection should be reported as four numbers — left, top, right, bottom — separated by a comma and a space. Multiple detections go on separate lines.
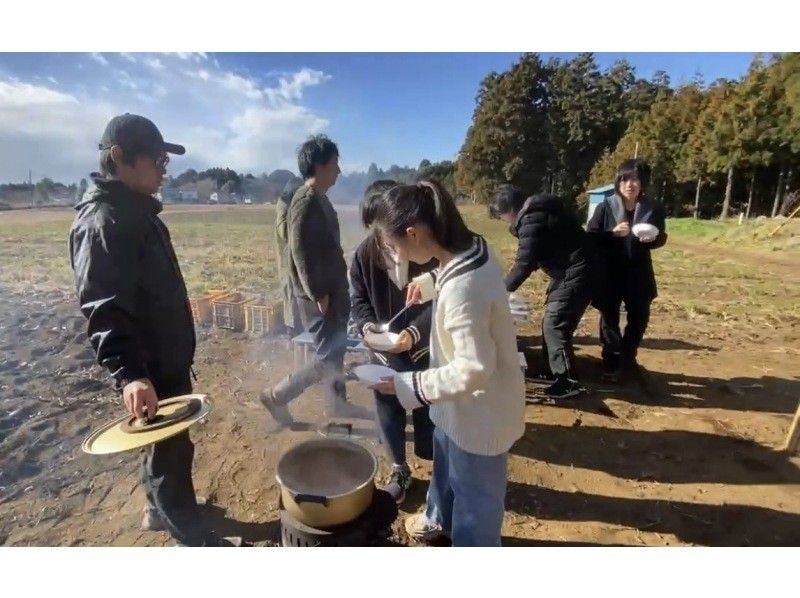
1, 208, 798, 547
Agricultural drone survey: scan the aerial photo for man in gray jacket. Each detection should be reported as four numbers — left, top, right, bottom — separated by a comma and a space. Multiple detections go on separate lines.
260, 136, 368, 425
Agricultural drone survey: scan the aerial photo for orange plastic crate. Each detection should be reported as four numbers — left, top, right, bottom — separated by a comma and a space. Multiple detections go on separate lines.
189, 289, 227, 325
211, 292, 255, 331
245, 301, 284, 336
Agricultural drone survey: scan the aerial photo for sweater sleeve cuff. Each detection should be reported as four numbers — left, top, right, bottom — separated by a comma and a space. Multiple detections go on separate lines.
404, 325, 421, 345
395, 371, 430, 410
411, 272, 437, 304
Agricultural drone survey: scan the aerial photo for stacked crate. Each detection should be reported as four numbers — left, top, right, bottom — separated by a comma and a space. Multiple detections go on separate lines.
189, 289, 228, 325
211, 292, 256, 331
244, 300, 285, 336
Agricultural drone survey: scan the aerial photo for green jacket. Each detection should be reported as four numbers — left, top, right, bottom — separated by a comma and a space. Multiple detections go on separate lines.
287, 184, 348, 302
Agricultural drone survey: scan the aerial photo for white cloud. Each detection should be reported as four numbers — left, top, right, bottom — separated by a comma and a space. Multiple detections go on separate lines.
120, 52, 138, 63
265, 68, 332, 104
220, 73, 264, 100
90, 52, 108, 66
144, 57, 165, 71
116, 70, 140, 90
174, 52, 208, 62
47, 76, 58, 85
0, 56, 333, 182
0, 80, 116, 181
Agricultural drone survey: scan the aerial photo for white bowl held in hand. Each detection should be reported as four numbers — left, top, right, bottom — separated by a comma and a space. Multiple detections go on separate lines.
363, 330, 401, 352
632, 222, 659, 241
352, 364, 397, 386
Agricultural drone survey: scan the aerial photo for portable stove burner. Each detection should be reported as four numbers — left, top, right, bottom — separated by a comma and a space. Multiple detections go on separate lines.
280, 489, 398, 547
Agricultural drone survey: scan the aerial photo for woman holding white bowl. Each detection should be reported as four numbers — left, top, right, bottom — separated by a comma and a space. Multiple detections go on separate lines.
587, 159, 668, 382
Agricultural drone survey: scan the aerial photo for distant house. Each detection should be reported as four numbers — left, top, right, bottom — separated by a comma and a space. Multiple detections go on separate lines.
161, 187, 180, 203
49, 190, 74, 205
215, 190, 235, 204
178, 184, 199, 203
209, 191, 234, 204
586, 184, 615, 224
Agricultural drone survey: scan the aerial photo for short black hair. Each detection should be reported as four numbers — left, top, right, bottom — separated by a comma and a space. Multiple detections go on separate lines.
488, 184, 527, 219
614, 159, 651, 197
297, 135, 339, 180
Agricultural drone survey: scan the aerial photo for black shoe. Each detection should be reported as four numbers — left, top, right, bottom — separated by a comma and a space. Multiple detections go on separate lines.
383, 465, 412, 504
533, 372, 557, 383
546, 378, 586, 400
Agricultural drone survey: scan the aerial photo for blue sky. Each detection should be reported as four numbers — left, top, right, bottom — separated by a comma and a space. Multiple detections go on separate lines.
0, 52, 755, 183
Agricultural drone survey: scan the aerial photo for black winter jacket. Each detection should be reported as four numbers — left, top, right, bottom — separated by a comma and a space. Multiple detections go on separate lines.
504, 194, 591, 302
586, 194, 668, 306
69, 176, 196, 393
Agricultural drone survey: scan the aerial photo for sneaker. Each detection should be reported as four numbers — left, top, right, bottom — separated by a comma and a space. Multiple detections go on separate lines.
546, 377, 586, 400
259, 390, 294, 427
404, 513, 448, 543
383, 465, 412, 504
534, 372, 557, 383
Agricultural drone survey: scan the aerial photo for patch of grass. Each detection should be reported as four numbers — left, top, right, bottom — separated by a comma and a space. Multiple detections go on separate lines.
667, 216, 800, 253
1, 204, 796, 332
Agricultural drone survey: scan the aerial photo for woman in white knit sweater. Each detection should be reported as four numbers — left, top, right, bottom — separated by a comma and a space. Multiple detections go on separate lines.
369, 180, 525, 547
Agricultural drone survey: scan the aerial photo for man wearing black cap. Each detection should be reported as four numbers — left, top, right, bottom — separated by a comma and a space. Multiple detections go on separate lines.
69, 114, 228, 546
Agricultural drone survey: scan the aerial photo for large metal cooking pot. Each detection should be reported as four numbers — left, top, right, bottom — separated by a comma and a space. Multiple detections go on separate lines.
276, 438, 378, 528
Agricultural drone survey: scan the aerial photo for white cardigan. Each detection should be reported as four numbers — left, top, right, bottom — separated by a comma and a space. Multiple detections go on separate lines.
394, 237, 526, 456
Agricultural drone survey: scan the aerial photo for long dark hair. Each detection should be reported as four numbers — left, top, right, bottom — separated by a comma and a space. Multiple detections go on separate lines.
614, 159, 651, 199
373, 180, 474, 254
360, 179, 397, 269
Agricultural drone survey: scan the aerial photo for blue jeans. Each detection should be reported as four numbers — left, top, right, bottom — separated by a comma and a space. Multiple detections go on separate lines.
374, 391, 435, 464
423, 427, 508, 547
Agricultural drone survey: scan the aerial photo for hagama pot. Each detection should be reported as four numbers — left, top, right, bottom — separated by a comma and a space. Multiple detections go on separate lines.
276, 438, 378, 528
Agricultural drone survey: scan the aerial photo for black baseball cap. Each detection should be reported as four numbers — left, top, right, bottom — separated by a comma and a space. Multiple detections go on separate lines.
99, 113, 185, 156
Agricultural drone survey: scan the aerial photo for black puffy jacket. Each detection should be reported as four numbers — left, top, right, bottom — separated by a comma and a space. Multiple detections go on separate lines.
504, 194, 591, 302
69, 176, 196, 394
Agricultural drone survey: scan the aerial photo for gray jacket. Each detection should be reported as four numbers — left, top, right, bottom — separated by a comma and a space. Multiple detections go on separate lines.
287, 184, 348, 302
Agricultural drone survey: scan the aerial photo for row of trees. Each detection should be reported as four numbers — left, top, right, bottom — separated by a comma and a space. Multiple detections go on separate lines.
162, 162, 458, 204
164, 168, 300, 203
456, 53, 800, 219
327, 160, 457, 203
0, 179, 85, 207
